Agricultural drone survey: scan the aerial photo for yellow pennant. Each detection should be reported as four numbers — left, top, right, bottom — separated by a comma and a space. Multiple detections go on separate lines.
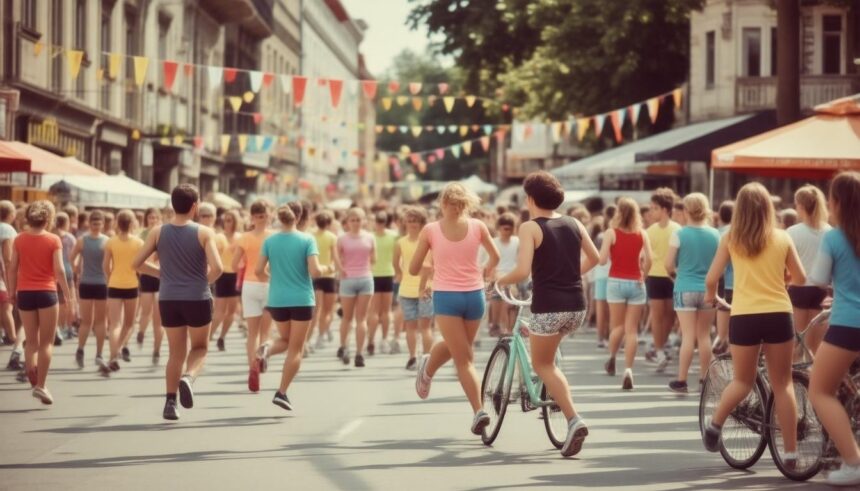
459, 125, 469, 137
96, 68, 104, 82
576, 118, 590, 141
465, 95, 477, 108
375, 125, 383, 134
381, 97, 393, 111
462, 141, 473, 155
411, 97, 423, 111
237, 134, 248, 153
131, 129, 141, 140
243, 91, 255, 103
386, 125, 397, 134
108, 53, 122, 79
173, 135, 184, 146
672, 88, 683, 109
160, 137, 171, 146
551, 122, 563, 143
66, 50, 84, 80
220, 135, 231, 155
227, 96, 242, 112
443, 97, 455, 113
132, 56, 149, 86
396, 95, 409, 106
410, 126, 423, 137
647, 97, 660, 123
33, 41, 44, 58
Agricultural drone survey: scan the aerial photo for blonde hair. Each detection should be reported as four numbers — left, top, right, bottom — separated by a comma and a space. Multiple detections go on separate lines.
611, 197, 642, 232
794, 184, 828, 229
222, 209, 241, 235
439, 182, 480, 215
683, 192, 711, 224
402, 206, 428, 226
729, 182, 775, 258
25, 200, 55, 228
346, 207, 366, 222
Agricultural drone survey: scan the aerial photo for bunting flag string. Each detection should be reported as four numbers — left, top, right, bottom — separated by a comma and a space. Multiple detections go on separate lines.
162, 60, 179, 92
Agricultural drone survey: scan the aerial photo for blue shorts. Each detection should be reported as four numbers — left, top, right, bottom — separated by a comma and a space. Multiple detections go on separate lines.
606, 278, 646, 305
673, 291, 714, 312
594, 278, 608, 301
339, 277, 374, 297
433, 290, 485, 321
400, 296, 433, 321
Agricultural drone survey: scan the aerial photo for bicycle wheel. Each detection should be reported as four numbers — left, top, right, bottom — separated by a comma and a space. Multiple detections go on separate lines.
481, 342, 512, 446
699, 354, 768, 469
541, 384, 567, 449
766, 371, 822, 481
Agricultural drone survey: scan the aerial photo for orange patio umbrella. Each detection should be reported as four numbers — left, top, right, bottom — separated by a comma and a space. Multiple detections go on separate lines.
0, 141, 104, 176
0, 141, 32, 173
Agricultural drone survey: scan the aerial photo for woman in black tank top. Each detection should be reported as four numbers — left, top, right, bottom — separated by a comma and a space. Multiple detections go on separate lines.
498, 171, 600, 457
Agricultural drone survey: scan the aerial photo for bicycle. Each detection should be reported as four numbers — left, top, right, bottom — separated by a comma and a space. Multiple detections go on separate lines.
480, 283, 568, 448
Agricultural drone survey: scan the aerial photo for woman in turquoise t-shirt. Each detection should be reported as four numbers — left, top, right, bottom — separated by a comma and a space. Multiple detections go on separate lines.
255, 203, 333, 412
665, 193, 720, 394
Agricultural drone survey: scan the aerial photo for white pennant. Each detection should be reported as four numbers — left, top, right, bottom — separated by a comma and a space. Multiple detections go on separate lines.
279, 74, 292, 94
248, 71, 264, 93
207, 66, 223, 91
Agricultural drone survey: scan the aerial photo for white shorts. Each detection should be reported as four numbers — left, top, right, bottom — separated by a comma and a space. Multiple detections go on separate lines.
242, 281, 269, 318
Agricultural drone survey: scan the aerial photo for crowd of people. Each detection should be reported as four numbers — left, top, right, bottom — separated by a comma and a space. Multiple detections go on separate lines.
2, 170, 859, 486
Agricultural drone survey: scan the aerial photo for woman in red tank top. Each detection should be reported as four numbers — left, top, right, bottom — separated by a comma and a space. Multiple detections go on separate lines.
598, 198, 652, 391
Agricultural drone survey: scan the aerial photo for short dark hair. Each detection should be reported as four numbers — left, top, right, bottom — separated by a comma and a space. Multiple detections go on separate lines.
287, 201, 303, 223
496, 212, 516, 229
523, 171, 564, 210
673, 202, 685, 212
315, 210, 333, 229
171, 184, 199, 214
375, 211, 389, 225
250, 199, 269, 216
718, 200, 734, 225
117, 209, 135, 233
650, 188, 676, 213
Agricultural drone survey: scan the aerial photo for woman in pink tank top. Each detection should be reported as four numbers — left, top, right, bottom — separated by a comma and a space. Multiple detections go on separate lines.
336, 207, 376, 368
409, 183, 500, 436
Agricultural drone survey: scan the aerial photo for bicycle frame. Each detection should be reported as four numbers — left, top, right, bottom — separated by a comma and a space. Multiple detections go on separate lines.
500, 302, 559, 409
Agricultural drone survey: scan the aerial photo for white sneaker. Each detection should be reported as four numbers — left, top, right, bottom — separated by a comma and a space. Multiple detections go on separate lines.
314, 336, 325, 350
561, 417, 589, 457
390, 339, 401, 354
32, 386, 53, 405
380, 339, 390, 354
622, 369, 634, 391
415, 354, 431, 399
325, 331, 333, 342
655, 350, 669, 373
828, 463, 860, 487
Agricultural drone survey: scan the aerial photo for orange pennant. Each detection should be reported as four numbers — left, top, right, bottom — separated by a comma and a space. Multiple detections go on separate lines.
610, 111, 623, 143
647, 97, 660, 123
411, 97, 423, 111
672, 88, 683, 109
381, 97, 393, 111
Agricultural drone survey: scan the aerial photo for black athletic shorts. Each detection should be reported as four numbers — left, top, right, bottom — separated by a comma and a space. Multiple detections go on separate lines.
373, 276, 395, 293
313, 277, 336, 294
267, 306, 314, 323
215, 272, 240, 298
824, 325, 860, 352
729, 312, 794, 346
79, 283, 108, 300
160, 299, 213, 328
108, 287, 139, 300
18, 291, 59, 311
787, 285, 828, 310
140, 274, 160, 293
645, 276, 674, 300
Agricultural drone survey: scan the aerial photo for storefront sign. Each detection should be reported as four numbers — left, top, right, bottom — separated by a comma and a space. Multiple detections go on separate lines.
27, 118, 88, 162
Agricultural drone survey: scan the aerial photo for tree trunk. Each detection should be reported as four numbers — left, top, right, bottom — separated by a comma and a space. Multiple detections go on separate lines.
777, 0, 801, 126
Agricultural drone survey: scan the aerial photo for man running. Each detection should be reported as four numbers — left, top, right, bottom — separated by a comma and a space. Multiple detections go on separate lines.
133, 184, 223, 421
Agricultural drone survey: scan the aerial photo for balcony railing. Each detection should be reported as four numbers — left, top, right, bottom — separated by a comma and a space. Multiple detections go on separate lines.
736, 75, 858, 113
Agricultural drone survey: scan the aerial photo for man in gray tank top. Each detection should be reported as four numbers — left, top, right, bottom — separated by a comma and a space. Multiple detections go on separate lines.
133, 184, 223, 421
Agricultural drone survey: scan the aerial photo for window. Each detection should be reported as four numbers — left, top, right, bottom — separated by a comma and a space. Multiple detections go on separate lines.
770, 27, 778, 76
22, 0, 37, 30
100, 1, 112, 110
51, 0, 63, 91
157, 17, 170, 88
742, 27, 761, 77
705, 31, 715, 88
125, 10, 139, 121
75, 0, 87, 99
822, 15, 842, 74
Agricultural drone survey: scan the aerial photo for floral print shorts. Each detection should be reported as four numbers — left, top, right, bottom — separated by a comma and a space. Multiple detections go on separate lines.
528, 310, 587, 337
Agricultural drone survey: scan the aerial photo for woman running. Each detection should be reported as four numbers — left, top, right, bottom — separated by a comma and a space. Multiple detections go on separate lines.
310, 210, 339, 350
808, 172, 860, 487
256, 204, 333, 410
702, 182, 804, 466
212, 209, 242, 351
411, 182, 500, 436
394, 206, 433, 370
137, 207, 164, 363
600, 197, 652, 390
368, 211, 397, 355
104, 210, 144, 371
786, 185, 831, 354
71, 210, 109, 373
8, 201, 74, 404
498, 171, 599, 456
665, 193, 720, 393
337, 207, 375, 367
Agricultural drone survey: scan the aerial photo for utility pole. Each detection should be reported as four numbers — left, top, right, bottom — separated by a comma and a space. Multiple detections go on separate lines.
776, 0, 801, 126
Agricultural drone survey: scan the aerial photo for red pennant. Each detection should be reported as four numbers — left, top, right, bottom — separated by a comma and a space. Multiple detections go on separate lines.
162, 61, 179, 92
253, 113, 263, 125
479, 136, 490, 152
292, 76, 307, 106
387, 81, 400, 93
408, 82, 422, 95
438, 83, 449, 95
297, 137, 306, 149
409, 153, 420, 165
224, 68, 238, 84
361, 80, 378, 100
329, 79, 344, 108
193, 136, 204, 150
523, 124, 533, 140
435, 149, 444, 159
610, 111, 623, 143
262, 72, 274, 88
495, 129, 507, 142
183, 63, 194, 77
427, 154, 436, 164
502, 104, 510, 112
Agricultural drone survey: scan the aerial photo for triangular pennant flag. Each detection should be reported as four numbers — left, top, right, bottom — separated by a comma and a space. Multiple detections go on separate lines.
425, 125, 435, 132
255, 135, 266, 152
593, 114, 607, 138
248, 70, 264, 93
523, 124, 534, 141
33, 41, 44, 57
361, 80, 377, 100
173, 135, 184, 146
551, 122, 563, 143
96, 68, 104, 81
672, 88, 683, 109
437, 83, 449, 95
246, 135, 258, 153
220, 135, 231, 155
262, 72, 274, 88
184, 63, 194, 78
609, 111, 623, 143
162, 60, 179, 92
647, 97, 660, 123
132, 56, 149, 86
436, 126, 446, 134
408, 82, 422, 95
483, 125, 493, 135
108, 53, 122, 79
261, 136, 274, 152
160, 137, 171, 146
193, 136, 204, 150
207, 66, 223, 90
386, 125, 397, 134
471, 125, 480, 132
451, 145, 461, 158
479, 136, 490, 152
224, 68, 238, 84
411, 97, 423, 111
409, 153, 420, 165
292, 76, 307, 106
447, 125, 458, 133
279, 74, 292, 94
630, 104, 642, 124
252, 113, 263, 125
427, 95, 437, 107
387, 81, 400, 93
381, 97, 393, 111
459, 125, 469, 137
576, 118, 590, 141
435, 149, 445, 159
411, 126, 423, 137
329, 79, 344, 108
443, 97, 455, 113
618, 108, 628, 129
66, 50, 84, 80
398, 126, 409, 134
237, 134, 248, 153
130, 129, 141, 141
243, 91, 255, 103
465, 95, 477, 108
396, 95, 409, 106
375, 125, 383, 134
462, 141, 473, 155
228, 96, 242, 112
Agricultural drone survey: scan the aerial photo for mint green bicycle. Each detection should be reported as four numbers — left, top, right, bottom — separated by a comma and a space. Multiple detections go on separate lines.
480, 283, 568, 447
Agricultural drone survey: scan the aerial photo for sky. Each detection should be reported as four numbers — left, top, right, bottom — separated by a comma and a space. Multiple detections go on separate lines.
340, 0, 447, 77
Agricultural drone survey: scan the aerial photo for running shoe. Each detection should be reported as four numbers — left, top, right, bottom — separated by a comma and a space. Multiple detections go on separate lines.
656, 350, 669, 373
109, 359, 121, 372
7, 350, 22, 370
782, 452, 798, 472
248, 365, 260, 393
470, 410, 491, 435
314, 336, 325, 350
415, 354, 431, 399
827, 463, 860, 487
53, 332, 62, 346
136, 331, 144, 345
272, 391, 292, 411
96, 356, 110, 377
354, 353, 365, 368
703, 420, 721, 452
405, 357, 417, 370
390, 340, 401, 354
336, 346, 345, 359
121, 347, 131, 363
75, 348, 84, 368
163, 399, 179, 420
15, 369, 26, 383
561, 417, 589, 457
668, 380, 689, 394
622, 369, 634, 390
152, 352, 160, 366
341, 349, 350, 366
380, 340, 390, 354
604, 356, 616, 376
217, 338, 225, 352
256, 343, 270, 373
32, 387, 53, 405
596, 339, 607, 349
178, 375, 194, 409
367, 344, 375, 356
325, 331, 333, 342
644, 349, 657, 363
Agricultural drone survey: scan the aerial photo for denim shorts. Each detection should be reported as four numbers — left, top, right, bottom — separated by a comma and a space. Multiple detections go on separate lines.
433, 290, 485, 321
594, 278, 608, 301
400, 296, 433, 321
339, 277, 374, 297
673, 291, 714, 312
606, 278, 646, 305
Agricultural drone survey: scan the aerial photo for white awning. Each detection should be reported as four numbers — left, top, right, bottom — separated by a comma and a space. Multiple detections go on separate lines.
42, 174, 170, 210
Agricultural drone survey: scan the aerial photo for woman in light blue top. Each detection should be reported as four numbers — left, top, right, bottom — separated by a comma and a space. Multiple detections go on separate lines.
809, 172, 860, 487
665, 193, 720, 394
256, 204, 333, 411
70, 210, 109, 372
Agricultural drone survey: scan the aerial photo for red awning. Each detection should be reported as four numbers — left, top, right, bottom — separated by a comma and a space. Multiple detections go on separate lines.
0, 142, 104, 176
0, 141, 32, 173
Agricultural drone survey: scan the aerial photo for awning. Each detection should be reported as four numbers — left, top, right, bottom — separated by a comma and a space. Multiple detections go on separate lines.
1, 141, 104, 176
0, 141, 31, 173
712, 95, 860, 179
205, 191, 242, 210
460, 175, 498, 194
41, 174, 169, 210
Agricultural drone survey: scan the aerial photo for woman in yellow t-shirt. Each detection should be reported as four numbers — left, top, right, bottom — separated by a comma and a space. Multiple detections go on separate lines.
702, 182, 806, 460
212, 209, 242, 351
394, 206, 433, 370
103, 210, 144, 371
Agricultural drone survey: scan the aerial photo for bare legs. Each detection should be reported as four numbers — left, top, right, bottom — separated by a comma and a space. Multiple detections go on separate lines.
405, 317, 433, 358
277, 320, 312, 394
425, 315, 483, 413
595, 299, 609, 344
367, 292, 393, 350
532, 332, 577, 420
164, 325, 209, 394
340, 294, 372, 356
676, 309, 715, 383
211, 296, 239, 343
649, 298, 673, 353
77, 299, 106, 357
809, 342, 860, 466
608, 303, 645, 370
21, 305, 59, 388
245, 313, 272, 369
108, 297, 138, 363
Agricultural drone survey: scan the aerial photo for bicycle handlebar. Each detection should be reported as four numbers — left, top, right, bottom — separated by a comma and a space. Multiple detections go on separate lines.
494, 282, 532, 307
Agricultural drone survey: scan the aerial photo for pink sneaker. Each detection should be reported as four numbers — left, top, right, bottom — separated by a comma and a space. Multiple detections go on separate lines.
415, 354, 431, 399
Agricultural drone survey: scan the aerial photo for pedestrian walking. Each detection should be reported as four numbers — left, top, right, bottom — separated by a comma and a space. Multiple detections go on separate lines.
336, 207, 375, 367
367, 211, 397, 355
104, 210, 143, 370
70, 210, 109, 373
